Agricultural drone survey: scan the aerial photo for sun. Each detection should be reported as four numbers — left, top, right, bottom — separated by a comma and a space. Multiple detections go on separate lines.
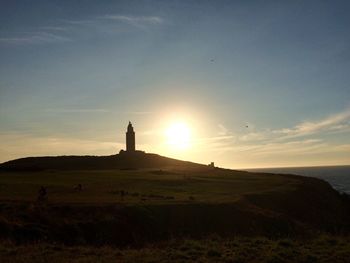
165, 122, 191, 150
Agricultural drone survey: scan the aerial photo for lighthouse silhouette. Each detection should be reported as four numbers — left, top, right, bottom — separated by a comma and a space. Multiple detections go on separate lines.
126, 121, 135, 152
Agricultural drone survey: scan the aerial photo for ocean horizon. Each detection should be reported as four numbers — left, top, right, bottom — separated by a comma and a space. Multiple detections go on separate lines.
245, 165, 350, 195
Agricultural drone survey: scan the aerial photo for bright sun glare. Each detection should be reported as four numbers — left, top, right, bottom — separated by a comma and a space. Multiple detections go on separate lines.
165, 122, 191, 151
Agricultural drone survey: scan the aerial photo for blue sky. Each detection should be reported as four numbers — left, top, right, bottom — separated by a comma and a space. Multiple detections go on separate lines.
0, 0, 349, 168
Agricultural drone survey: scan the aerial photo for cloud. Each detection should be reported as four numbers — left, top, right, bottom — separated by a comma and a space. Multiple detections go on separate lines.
64, 19, 96, 26
217, 124, 229, 136
1, 14, 163, 46
248, 139, 326, 156
193, 135, 235, 152
197, 108, 350, 161
40, 26, 69, 31
126, 111, 153, 115
196, 135, 234, 143
275, 108, 350, 138
0, 32, 71, 45
45, 108, 110, 113
236, 108, 350, 144
64, 14, 163, 31
44, 109, 152, 115
100, 15, 163, 27
239, 132, 267, 142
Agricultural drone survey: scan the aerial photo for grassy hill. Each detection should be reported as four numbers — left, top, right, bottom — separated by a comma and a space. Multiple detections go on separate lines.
0, 153, 349, 262
0, 152, 205, 171
0, 166, 298, 204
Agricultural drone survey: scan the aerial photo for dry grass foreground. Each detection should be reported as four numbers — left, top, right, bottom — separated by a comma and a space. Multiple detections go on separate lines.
1, 236, 350, 263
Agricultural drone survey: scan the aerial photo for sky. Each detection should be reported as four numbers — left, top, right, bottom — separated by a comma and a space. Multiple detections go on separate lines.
0, 0, 350, 169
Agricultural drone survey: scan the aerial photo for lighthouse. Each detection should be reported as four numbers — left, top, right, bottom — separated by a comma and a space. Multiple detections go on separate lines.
126, 121, 135, 152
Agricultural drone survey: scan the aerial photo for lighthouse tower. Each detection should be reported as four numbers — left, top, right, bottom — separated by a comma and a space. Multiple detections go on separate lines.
126, 121, 135, 152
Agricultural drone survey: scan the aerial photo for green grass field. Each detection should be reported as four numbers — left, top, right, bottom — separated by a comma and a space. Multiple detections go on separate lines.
0, 166, 349, 262
0, 168, 299, 204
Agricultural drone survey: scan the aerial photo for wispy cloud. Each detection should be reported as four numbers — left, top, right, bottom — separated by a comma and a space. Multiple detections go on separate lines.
198, 124, 235, 151
217, 124, 229, 136
236, 108, 350, 143
100, 15, 163, 27
275, 108, 350, 138
126, 111, 153, 115
40, 26, 69, 31
45, 109, 153, 114
193, 135, 235, 153
0, 32, 71, 45
62, 19, 99, 27
198, 108, 350, 161
45, 108, 110, 113
248, 139, 326, 156
1, 14, 163, 46
239, 132, 267, 142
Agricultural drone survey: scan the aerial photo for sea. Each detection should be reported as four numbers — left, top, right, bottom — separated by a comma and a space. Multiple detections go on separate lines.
245, 165, 350, 195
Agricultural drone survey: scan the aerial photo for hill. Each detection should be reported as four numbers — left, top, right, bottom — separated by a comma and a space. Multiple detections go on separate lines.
0, 153, 349, 248
0, 151, 206, 171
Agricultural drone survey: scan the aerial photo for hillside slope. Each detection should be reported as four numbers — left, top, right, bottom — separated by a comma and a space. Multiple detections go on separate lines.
0, 153, 349, 245
0, 152, 206, 171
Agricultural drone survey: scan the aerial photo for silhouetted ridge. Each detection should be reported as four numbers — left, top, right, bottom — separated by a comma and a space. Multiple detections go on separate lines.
0, 152, 207, 171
